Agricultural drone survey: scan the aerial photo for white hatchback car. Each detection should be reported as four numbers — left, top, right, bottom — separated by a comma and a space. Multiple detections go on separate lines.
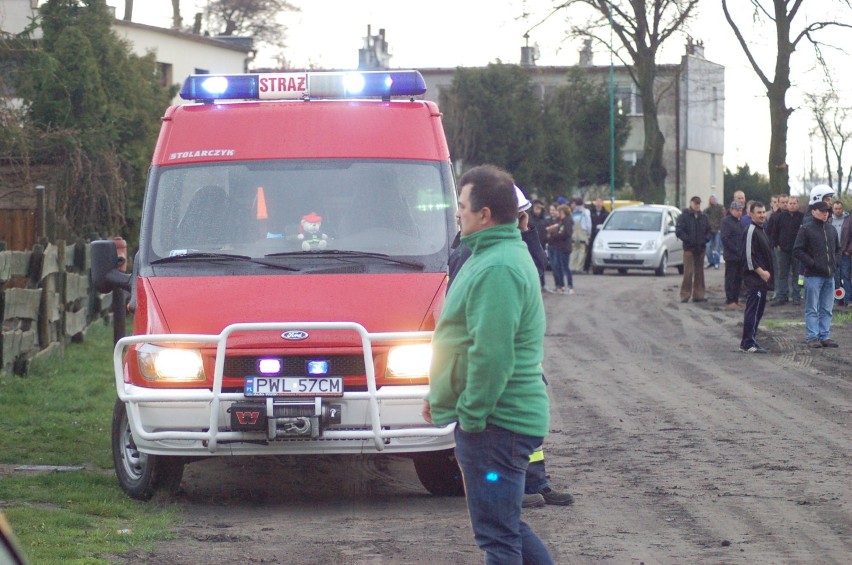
591, 204, 684, 276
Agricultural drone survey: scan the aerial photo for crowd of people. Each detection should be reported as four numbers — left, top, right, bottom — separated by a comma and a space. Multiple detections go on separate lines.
525, 195, 610, 295
675, 185, 849, 353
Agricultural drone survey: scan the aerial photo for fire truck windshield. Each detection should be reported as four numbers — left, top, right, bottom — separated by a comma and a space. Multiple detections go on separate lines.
143, 159, 454, 273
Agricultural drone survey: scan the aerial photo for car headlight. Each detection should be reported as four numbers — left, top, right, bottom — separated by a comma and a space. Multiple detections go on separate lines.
593, 238, 604, 250
137, 344, 205, 381
386, 344, 432, 377
640, 239, 658, 250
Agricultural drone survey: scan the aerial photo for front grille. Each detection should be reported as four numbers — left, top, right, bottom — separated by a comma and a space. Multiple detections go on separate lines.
223, 355, 366, 377
607, 242, 642, 249
602, 259, 644, 265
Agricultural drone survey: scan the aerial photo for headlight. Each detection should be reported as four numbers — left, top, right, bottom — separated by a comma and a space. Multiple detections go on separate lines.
593, 238, 604, 249
386, 344, 432, 377
640, 239, 658, 250
137, 344, 205, 381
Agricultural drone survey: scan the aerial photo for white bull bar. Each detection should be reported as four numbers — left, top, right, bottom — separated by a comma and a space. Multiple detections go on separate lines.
114, 321, 455, 453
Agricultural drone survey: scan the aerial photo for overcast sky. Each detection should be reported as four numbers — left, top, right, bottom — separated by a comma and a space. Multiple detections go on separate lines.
108, 0, 850, 195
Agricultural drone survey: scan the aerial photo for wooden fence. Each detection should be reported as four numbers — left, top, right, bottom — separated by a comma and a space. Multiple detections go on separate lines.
0, 240, 115, 375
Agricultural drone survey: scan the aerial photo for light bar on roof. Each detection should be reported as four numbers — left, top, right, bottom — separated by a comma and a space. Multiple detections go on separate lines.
179, 70, 427, 101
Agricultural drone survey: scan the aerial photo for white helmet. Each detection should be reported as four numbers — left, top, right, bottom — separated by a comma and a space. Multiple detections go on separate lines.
809, 184, 834, 205
514, 185, 531, 212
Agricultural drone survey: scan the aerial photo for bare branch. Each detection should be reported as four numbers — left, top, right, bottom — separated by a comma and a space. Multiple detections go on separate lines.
721, 0, 772, 90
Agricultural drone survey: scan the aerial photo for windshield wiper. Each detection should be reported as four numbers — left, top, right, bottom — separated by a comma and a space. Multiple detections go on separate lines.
152, 252, 299, 271
265, 249, 424, 269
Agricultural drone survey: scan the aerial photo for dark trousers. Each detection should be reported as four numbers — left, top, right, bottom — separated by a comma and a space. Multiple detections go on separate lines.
724, 259, 743, 304
741, 286, 768, 349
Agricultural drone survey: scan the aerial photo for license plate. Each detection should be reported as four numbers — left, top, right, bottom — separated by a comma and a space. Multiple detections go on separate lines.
611, 253, 633, 260
244, 376, 343, 397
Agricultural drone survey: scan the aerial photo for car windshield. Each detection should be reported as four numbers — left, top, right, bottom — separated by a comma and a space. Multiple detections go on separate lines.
143, 159, 454, 272
604, 210, 662, 232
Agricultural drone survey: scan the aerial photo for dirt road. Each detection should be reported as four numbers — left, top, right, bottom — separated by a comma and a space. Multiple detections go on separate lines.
124, 268, 852, 564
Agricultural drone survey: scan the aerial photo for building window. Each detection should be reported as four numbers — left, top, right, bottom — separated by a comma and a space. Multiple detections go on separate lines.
157, 63, 173, 89
615, 84, 643, 116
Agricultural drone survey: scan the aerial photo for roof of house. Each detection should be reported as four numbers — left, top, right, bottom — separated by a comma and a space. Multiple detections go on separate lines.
112, 19, 253, 54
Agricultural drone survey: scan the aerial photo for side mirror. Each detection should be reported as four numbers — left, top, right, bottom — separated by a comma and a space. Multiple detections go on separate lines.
91, 240, 132, 293
667, 226, 676, 234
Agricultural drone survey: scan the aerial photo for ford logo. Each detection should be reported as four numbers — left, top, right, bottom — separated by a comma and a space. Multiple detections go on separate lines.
281, 330, 309, 341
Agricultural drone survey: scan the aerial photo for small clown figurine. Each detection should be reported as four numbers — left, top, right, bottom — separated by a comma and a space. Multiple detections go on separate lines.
298, 212, 328, 250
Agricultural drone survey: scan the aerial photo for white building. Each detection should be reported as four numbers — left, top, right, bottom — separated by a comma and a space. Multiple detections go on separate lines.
0, 1, 253, 106
112, 20, 253, 105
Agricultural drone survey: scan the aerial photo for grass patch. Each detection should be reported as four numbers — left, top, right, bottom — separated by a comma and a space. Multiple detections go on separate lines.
0, 322, 179, 564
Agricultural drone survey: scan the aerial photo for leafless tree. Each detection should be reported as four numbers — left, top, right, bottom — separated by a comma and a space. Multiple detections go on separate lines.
806, 89, 851, 196
722, 0, 852, 194
567, 0, 700, 204
204, 0, 298, 45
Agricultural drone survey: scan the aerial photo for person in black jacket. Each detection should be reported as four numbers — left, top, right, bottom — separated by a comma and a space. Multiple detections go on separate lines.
584, 197, 609, 273
675, 196, 712, 303
720, 201, 745, 308
768, 197, 805, 305
793, 200, 842, 348
740, 201, 774, 353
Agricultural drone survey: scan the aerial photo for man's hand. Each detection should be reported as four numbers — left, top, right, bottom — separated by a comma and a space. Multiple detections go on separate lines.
517, 210, 530, 232
421, 400, 432, 424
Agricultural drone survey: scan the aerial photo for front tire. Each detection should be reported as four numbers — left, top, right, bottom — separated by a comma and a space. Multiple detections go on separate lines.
412, 449, 465, 496
112, 398, 185, 500
592, 267, 604, 275
655, 253, 668, 277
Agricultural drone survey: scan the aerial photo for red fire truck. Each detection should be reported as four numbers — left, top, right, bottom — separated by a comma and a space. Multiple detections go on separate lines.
92, 70, 461, 500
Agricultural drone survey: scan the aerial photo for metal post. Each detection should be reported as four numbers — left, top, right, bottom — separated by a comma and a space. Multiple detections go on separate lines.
608, 7, 616, 208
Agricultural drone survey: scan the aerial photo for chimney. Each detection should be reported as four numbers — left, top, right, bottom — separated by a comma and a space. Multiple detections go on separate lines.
685, 37, 705, 58
520, 45, 539, 67
359, 25, 392, 69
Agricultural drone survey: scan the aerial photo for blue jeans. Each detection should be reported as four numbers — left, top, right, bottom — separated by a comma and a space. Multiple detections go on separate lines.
840, 255, 851, 305
550, 248, 572, 289
775, 249, 800, 302
706, 231, 721, 267
803, 276, 835, 341
454, 425, 554, 565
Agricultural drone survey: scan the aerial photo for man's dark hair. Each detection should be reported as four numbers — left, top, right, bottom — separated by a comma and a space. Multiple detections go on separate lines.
690, 196, 701, 204
749, 200, 765, 213
458, 165, 517, 225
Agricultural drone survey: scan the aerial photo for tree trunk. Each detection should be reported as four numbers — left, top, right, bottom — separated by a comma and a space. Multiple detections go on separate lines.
632, 54, 667, 204
767, 82, 791, 194
171, 0, 182, 29
766, 2, 793, 195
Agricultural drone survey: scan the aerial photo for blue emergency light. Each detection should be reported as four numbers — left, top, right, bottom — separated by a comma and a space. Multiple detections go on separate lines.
179, 70, 427, 101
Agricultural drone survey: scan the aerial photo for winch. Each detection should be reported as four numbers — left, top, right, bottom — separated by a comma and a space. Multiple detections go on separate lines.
229, 398, 342, 439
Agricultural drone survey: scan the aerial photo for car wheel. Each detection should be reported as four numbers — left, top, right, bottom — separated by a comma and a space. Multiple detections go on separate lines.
617, 268, 628, 275
676, 264, 684, 274
592, 267, 603, 275
112, 398, 185, 500
412, 449, 465, 496
655, 252, 668, 277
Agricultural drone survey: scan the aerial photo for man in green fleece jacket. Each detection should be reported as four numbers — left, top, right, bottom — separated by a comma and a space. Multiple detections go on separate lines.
422, 164, 553, 565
